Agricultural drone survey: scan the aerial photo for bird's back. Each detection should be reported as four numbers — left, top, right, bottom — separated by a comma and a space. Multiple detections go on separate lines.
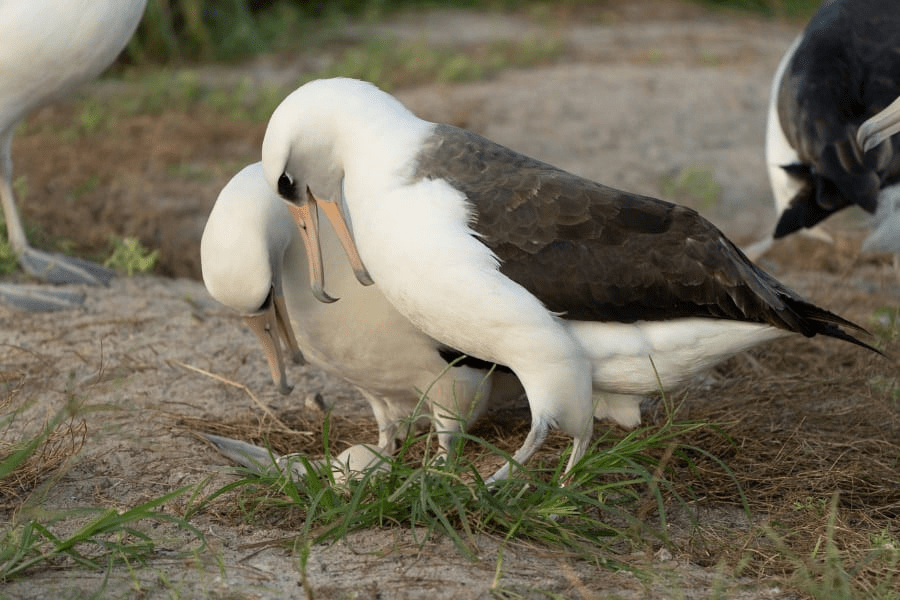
413, 124, 876, 352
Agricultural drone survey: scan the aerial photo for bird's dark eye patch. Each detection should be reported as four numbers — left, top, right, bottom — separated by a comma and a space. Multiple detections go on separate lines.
278, 173, 299, 202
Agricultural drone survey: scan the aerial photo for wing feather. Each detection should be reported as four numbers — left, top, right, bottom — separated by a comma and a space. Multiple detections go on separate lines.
411, 124, 880, 353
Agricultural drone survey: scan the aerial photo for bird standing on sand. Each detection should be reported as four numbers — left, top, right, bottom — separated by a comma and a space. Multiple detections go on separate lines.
201, 163, 523, 474
0, 0, 147, 311
261, 77, 878, 483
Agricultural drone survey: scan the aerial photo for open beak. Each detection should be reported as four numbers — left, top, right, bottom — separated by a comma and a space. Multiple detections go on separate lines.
243, 293, 304, 395
857, 96, 900, 154
287, 187, 374, 304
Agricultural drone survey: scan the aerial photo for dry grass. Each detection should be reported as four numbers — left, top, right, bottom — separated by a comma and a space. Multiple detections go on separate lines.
0, 377, 87, 510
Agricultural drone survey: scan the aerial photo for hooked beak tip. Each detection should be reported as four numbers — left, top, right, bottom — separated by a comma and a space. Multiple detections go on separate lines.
312, 285, 339, 304
355, 268, 375, 286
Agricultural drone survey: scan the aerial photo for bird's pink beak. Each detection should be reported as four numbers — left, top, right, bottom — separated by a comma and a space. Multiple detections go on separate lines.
287, 188, 373, 304
243, 294, 304, 394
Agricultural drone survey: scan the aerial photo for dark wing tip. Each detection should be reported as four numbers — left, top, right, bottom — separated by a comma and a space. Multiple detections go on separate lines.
819, 323, 885, 357
787, 298, 885, 357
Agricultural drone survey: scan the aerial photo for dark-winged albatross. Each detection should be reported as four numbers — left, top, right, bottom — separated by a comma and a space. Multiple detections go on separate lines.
0, 0, 147, 311
764, 0, 900, 252
261, 77, 879, 484
201, 163, 523, 471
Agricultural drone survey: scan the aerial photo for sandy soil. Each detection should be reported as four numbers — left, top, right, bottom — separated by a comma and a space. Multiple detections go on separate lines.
2, 3, 898, 598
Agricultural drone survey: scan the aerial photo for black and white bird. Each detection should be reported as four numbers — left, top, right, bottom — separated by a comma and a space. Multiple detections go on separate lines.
260, 78, 879, 483
0, 0, 147, 311
764, 0, 900, 253
200, 163, 523, 472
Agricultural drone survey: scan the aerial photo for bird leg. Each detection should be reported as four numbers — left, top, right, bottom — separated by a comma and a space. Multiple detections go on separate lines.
1, 134, 113, 310
484, 417, 549, 484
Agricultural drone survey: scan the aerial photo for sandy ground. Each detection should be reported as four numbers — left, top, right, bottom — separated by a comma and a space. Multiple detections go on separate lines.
2, 4, 898, 598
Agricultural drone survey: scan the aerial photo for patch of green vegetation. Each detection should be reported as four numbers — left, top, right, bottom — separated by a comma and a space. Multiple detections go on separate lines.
764, 495, 900, 600
200, 77, 287, 123
691, 0, 819, 18
0, 400, 204, 583
699, 50, 722, 65
88, 69, 284, 124
312, 36, 565, 91
868, 376, 900, 409
116, 69, 205, 116
870, 306, 900, 345
195, 406, 715, 565
67, 175, 102, 205
1, 487, 202, 582
104, 235, 160, 276
12, 176, 27, 208
0, 241, 17, 275
791, 495, 829, 517
77, 99, 117, 135
659, 166, 722, 211
125, 1, 566, 67
104, 30, 564, 123
165, 161, 217, 182
644, 47, 664, 64
122, 0, 820, 71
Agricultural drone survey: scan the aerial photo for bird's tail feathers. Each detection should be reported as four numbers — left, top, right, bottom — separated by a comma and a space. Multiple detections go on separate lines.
789, 298, 884, 356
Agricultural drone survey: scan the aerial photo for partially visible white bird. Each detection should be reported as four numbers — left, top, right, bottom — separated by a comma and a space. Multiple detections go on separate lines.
762, 0, 900, 254
200, 163, 523, 471
0, 0, 147, 311
260, 77, 880, 484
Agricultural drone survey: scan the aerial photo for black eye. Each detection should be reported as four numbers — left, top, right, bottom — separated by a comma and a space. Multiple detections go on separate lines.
278, 173, 299, 202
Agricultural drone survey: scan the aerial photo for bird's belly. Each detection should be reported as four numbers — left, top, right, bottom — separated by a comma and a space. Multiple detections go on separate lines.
565, 318, 786, 394
284, 261, 455, 402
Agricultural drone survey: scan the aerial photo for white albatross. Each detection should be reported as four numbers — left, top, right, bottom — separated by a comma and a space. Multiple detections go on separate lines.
200, 163, 523, 476
0, 0, 147, 311
260, 77, 881, 484
760, 0, 900, 256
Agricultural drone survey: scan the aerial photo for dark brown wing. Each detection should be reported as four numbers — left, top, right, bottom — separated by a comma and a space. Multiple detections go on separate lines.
412, 124, 875, 351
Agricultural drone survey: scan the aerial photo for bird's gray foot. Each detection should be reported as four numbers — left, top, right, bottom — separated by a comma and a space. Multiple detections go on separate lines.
202, 433, 315, 480
19, 246, 114, 286
0, 283, 86, 311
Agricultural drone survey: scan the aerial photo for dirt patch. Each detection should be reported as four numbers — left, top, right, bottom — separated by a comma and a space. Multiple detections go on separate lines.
2, 2, 898, 598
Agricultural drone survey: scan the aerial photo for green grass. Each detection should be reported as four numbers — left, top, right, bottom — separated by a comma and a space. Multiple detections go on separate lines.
659, 166, 723, 211
103, 236, 160, 276
313, 36, 565, 92
693, 0, 819, 18
0, 400, 205, 583
122, 1, 821, 68
194, 408, 718, 566
762, 495, 900, 600
0, 241, 17, 275
0, 488, 202, 582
